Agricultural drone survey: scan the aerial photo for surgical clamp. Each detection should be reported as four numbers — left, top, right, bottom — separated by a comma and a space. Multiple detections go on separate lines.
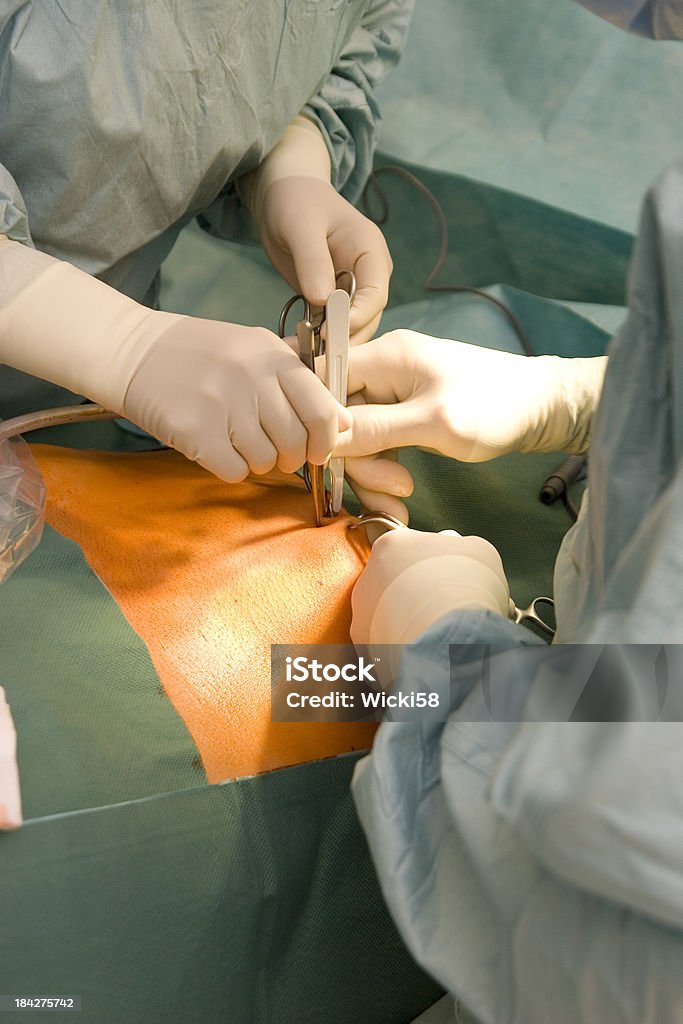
278, 270, 355, 526
509, 596, 555, 639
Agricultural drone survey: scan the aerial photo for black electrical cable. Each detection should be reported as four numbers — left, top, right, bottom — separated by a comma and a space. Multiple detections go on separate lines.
362, 165, 536, 357
539, 455, 587, 522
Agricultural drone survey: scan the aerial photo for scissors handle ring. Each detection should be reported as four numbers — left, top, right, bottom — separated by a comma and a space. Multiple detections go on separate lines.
278, 272, 356, 342
348, 511, 408, 535
334, 269, 357, 305
512, 596, 556, 638
278, 294, 312, 340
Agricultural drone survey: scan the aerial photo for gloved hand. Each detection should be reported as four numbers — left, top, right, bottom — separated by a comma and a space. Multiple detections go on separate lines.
341, 448, 414, 526
335, 330, 608, 467
314, 349, 414, 523
351, 528, 511, 646
0, 687, 21, 830
238, 116, 392, 345
0, 239, 349, 480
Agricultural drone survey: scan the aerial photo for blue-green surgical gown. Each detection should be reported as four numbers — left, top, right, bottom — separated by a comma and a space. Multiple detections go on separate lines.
0, 0, 413, 410
353, 4, 683, 1016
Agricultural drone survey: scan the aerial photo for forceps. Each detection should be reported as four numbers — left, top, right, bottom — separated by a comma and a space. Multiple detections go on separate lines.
278, 270, 355, 526
350, 512, 557, 639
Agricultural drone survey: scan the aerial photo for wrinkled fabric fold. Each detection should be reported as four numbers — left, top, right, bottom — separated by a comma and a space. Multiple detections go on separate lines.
355, 159, 683, 1024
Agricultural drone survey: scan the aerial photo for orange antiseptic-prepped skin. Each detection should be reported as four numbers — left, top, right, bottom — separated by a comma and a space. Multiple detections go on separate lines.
32, 445, 376, 782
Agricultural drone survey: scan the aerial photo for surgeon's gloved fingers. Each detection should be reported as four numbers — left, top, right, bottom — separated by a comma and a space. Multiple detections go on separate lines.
450, 535, 508, 577
122, 318, 341, 481
344, 332, 413, 401
258, 390, 309, 474
334, 401, 427, 458
257, 174, 392, 339
370, 529, 504, 576
259, 178, 337, 305
194, 442, 250, 484
344, 450, 411, 531
279, 364, 349, 465
346, 246, 392, 345
281, 334, 299, 354
286, 222, 337, 308
346, 476, 410, 528
347, 312, 382, 347
229, 421, 278, 476
344, 454, 413, 498
350, 529, 511, 646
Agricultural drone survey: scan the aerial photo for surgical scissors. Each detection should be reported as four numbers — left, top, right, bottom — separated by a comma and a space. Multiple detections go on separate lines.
509, 596, 555, 639
350, 512, 556, 639
278, 270, 355, 526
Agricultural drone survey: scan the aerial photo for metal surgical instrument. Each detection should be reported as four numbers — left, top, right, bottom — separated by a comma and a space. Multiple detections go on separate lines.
278, 270, 355, 526
509, 596, 556, 639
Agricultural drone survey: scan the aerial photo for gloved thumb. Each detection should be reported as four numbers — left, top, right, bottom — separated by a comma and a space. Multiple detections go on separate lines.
337, 403, 352, 432
333, 401, 424, 458
344, 454, 414, 498
289, 231, 336, 308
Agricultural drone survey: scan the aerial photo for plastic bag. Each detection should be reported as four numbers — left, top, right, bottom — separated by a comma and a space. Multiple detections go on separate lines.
0, 433, 46, 585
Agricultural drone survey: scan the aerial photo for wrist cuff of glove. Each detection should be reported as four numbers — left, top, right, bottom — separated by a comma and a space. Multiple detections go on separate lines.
237, 114, 332, 224
560, 356, 608, 455
523, 355, 608, 457
0, 241, 183, 413
0, 236, 57, 305
368, 554, 511, 646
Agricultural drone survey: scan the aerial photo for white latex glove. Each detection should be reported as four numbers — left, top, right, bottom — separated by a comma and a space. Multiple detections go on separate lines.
341, 449, 414, 526
238, 116, 392, 345
314, 350, 414, 523
0, 239, 349, 479
335, 330, 608, 465
0, 687, 21, 830
351, 529, 511, 647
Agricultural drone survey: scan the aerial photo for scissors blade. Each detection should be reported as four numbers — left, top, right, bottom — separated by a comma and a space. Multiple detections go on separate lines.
324, 288, 350, 514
